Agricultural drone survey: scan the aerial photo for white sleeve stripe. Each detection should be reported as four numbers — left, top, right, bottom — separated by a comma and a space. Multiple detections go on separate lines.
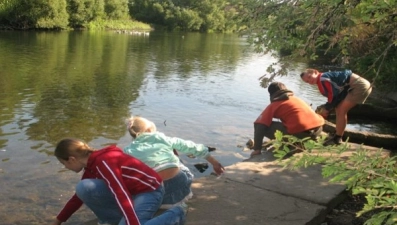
122, 175, 157, 190
98, 161, 141, 225
121, 166, 162, 186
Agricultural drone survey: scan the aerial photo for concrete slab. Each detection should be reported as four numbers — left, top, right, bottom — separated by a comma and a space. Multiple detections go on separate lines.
222, 161, 346, 206
186, 175, 327, 225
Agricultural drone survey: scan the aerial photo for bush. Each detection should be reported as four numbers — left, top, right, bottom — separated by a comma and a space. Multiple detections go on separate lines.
270, 130, 397, 225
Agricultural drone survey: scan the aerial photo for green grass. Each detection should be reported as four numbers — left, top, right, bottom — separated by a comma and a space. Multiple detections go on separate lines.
86, 19, 152, 31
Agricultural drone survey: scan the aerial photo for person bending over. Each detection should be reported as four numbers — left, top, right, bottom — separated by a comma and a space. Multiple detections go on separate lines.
250, 82, 324, 156
51, 138, 187, 225
300, 69, 372, 145
124, 116, 225, 208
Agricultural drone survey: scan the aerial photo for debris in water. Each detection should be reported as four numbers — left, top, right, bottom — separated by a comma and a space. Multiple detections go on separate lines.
194, 163, 209, 173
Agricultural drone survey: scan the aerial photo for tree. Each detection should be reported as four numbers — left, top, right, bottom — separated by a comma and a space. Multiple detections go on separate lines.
35, 0, 69, 29
128, 0, 238, 32
0, 0, 18, 27
191, 0, 226, 32
105, 0, 129, 20
0, 0, 69, 29
67, 0, 105, 28
238, 0, 397, 90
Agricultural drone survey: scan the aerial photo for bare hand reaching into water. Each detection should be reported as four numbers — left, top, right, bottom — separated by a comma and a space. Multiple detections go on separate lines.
205, 155, 225, 176
212, 161, 225, 175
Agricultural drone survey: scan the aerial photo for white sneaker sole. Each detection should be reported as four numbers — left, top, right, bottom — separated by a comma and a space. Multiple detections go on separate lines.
160, 191, 193, 209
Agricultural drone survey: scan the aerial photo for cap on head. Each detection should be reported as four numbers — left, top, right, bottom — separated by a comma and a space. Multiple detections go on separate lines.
268, 82, 287, 96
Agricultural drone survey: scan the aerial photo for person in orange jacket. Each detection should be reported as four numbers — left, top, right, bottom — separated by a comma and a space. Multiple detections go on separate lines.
250, 82, 324, 156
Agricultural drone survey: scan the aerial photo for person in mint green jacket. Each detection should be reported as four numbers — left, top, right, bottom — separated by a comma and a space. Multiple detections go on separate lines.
124, 116, 225, 209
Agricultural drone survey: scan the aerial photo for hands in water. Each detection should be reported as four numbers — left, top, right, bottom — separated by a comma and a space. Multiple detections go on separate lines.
206, 155, 225, 176
212, 161, 225, 176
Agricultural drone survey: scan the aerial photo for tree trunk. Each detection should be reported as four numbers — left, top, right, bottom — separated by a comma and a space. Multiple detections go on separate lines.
323, 121, 397, 150
347, 104, 397, 120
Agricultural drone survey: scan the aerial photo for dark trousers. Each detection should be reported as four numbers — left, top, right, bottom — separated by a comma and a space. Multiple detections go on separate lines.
253, 122, 322, 150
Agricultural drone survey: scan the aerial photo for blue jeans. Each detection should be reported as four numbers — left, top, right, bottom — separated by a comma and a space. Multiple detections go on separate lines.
75, 179, 186, 225
163, 164, 194, 205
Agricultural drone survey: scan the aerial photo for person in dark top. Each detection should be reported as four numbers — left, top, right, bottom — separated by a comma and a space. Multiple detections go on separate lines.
300, 69, 372, 145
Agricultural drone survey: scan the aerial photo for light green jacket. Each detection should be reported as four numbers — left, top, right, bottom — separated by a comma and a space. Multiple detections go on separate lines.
123, 132, 210, 171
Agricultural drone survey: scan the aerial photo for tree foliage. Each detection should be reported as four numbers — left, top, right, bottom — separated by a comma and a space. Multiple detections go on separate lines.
270, 130, 397, 225
1, 0, 240, 32
0, 0, 137, 29
67, 0, 105, 27
0, 0, 69, 29
128, 0, 238, 32
238, 0, 397, 90
105, 0, 129, 20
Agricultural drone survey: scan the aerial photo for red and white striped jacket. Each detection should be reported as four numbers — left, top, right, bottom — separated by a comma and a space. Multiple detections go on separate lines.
57, 145, 162, 225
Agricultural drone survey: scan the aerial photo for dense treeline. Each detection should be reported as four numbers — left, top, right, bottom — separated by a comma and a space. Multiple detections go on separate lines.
0, 0, 137, 29
129, 0, 238, 32
0, 0, 238, 32
238, 0, 397, 91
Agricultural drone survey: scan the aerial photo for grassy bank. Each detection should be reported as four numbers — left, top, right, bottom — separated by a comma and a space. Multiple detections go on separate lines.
86, 19, 152, 31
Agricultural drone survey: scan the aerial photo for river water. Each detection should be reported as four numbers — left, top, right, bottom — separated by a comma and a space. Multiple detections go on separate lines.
0, 30, 393, 224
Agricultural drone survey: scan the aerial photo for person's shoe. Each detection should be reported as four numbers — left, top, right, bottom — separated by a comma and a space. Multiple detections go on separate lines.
178, 202, 189, 225
323, 135, 342, 146
160, 191, 193, 209
184, 191, 193, 201
246, 138, 254, 149
179, 202, 189, 215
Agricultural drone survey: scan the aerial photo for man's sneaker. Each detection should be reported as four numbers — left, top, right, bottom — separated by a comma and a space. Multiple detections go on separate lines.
246, 138, 254, 149
323, 134, 342, 146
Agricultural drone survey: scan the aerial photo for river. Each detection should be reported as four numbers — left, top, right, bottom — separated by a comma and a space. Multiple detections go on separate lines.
0, 30, 394, 224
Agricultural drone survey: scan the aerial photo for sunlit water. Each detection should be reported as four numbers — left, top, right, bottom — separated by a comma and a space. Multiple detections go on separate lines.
0, 30, 394, 224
